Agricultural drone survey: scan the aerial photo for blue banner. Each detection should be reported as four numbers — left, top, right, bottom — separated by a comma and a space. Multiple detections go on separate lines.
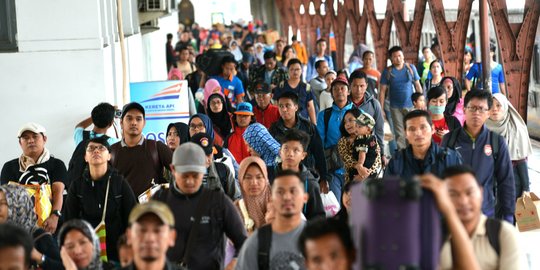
129, 80, 189, 143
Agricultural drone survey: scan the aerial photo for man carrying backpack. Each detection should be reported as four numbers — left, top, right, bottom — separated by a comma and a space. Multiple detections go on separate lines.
441, 90, 515, 223
379, 46, 423, 150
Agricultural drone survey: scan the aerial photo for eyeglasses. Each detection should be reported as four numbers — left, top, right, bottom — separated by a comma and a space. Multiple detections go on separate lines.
465, 106, 489, 113
86, 145, 108, 152
189, 123, 205, 130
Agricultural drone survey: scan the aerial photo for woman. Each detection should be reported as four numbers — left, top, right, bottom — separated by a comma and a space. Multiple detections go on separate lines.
229, 40, 243, 63
58, 219, 114, 270
0, 185, 62, 269
200, 79, 234, 115
243, 123, 281, 182
64, 136, 137, 263
165, 122, 190, 151
168, 67, 183, 81
254, 42, 265, 65
281, 45, 296, 69
337, 108, 364, 184
235, 157, 272, 234
462, 50, 474, 86
319, 70, 336, 111
486, 93, 533, 199
426, 86, 461, 145
441, 76, 465, 125
207, 93, 233, 140
226, 102, 255, 163
424, 60, 444, 93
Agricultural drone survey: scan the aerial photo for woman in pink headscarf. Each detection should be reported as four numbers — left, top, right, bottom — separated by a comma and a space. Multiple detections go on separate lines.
168, 67, 183, 80
198, 78, 234, 114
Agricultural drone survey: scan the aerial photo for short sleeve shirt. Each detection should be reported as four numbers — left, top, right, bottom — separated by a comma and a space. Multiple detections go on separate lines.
211, 75, 245, 105
380, 64, 420, 108
73, 127, 119, 146
0, 157, 67, 185
273, 81, 314, 120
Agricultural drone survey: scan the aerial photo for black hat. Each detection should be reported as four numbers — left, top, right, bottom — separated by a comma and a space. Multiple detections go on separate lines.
121, 102, 145, 119
190, 132, 214, 155
254, 81, 271, 94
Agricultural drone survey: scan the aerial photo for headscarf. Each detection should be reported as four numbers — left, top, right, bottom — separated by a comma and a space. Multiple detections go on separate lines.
207, 93, 232, 139
166, 122, 190, 145
203, 79, 224, 107
229, 40, 243, 62
485, 93, 533, 160
0, 185, 37, 233
255, 43, 265, 64
168, 67, 183, 80
189, 113, 215, 140
238, 157, 271, 229
58, 219, 103, 270
442, 76, 462, 116
348, 44, 369, 65
243, 123, 280, 165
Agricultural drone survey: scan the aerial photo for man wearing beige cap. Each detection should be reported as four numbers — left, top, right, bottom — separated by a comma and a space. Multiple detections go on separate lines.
124, 201, 178, 270
0, 122, 67, 234
153, 142, 247, 269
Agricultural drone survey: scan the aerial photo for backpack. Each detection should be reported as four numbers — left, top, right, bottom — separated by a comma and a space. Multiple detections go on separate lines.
385, 63, 415, 83
257, 224, 273, 270
66, 131, 110, 187
195, 49, 235, 76
443, 217, 501, 255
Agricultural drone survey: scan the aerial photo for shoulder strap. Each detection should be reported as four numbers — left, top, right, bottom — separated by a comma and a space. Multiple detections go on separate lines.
485, 218, 501, 256
257, 224, 273, 270
99, 176, 111, 223
446, 128, 460, 149
82, 130, 91, 141
181, 189, 212, 267
323, 107, 332, 140
491, 131, 499, 161
110, 143, 121, 168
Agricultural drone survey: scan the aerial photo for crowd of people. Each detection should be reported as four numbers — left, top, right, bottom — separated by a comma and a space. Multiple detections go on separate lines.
0, 21, 535, 270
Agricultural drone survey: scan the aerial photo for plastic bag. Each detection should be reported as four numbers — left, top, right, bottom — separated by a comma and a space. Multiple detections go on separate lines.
321, 191, 340, 217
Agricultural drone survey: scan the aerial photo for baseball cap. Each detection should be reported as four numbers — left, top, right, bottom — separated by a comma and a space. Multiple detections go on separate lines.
190, 132, 214, 155
172, 142, 207, 173
18, 122, 46, 138
254, 82, 271, 94
356, 112, 376, 130
128, 201, 175, 227
331, 74, 349, 88
235, 102, 254, 116
121, 102, 145, 119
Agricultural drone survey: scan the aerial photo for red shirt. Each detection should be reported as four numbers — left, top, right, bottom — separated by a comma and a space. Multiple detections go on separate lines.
432, 117, 448, 145
227, 126, 250, 163
253, 104, 280, 129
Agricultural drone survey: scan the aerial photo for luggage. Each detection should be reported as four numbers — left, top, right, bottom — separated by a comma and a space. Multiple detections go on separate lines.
196, 49, 235, 76
350, 176, 442, 269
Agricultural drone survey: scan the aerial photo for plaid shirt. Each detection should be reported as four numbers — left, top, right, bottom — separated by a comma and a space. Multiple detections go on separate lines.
248, 65, 289, 94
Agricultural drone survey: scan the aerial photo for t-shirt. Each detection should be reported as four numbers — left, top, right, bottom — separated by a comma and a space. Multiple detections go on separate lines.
235, 222, 306, 270
466, 63, 506, 94
0, 157, 67, 186
273, 81, 315, 120
380, 64, 420, 108
211, 75, 245, 106
73, 127, 119, 147
432, 118, 449, 145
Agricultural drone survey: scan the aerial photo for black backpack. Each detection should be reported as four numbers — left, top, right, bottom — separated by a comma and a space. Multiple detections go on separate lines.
66, 131, 110, 187
195, 49, 235, 76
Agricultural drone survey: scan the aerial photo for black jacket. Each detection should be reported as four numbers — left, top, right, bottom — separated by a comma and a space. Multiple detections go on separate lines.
64, 168, 137, 262
269, 114, 329, 181
33, 228, 63, 270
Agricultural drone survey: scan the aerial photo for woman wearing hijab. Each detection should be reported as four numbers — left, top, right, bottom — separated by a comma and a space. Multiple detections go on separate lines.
486, 93, 533, 199
199, 79, 234, 114
165, 122, 190, 151
441, 76, 465, 125
58, 219, 115, 270
167, 67, 183, 80
234, 157, 272, 235
254, 43, 265, 65
0, 184, 62, 269
229, 40, 243, 63
64, 136, 137, 263
207, 93, 233, 140
348, 43, 369, 73
243, 123, 281, 182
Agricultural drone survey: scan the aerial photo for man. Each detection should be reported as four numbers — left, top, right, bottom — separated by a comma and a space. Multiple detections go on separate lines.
110, 102, 173, 197
248, 51, 288, 94
269, 91, 328, 187
252, 81, 280, 129
191, 132, 240, 200
0, 224, 33, 270
124, 201, 178, 270
349, 70, 385, 162
316, 75, 353, 202
1, 122, 66, 233
358, 50, 381, 97
425, 166, 523, 269
166, 33, 177, 71
153, 142, 246, 269
275, 129, 325, 220
298, 218, 356, 270
465, 44, 506, 95
416, 47, 436, 85
273, 59, 317, 124
238, 52, 255, 96
175, 30, 192, 52
441, 90, 515, 222
236, 170, 308, 270
211, 56, 245, 107
307, 39, 334, 81
73, 102, 119, 146
291, 35, 308, 65
385, 110, 462, 178
379, 46, 423, 149
309, 59, 329, 102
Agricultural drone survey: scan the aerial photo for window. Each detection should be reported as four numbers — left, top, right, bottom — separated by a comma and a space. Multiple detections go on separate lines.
0, 0, 17, 51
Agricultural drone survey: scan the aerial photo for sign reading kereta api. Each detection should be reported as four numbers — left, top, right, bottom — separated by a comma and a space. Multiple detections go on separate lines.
130, 80, 189, 143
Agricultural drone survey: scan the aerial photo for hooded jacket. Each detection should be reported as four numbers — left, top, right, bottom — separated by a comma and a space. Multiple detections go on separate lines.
207, 160, 241, 201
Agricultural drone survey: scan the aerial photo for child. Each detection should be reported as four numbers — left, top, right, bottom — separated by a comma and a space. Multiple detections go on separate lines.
411, 92, 426, 110
351, 112, 381, 181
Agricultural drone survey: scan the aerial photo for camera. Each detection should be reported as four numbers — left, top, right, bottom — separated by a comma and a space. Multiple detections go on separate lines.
115, 109, 122, 118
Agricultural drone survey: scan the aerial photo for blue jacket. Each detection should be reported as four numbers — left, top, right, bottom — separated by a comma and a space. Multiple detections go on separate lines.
317, 102, 354, 148
306, 55, 334, 81
385, 142, 463, 179
441, 125, 515, 221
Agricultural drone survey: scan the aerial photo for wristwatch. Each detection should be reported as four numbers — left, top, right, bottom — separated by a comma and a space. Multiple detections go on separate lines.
52, 210, 62, 218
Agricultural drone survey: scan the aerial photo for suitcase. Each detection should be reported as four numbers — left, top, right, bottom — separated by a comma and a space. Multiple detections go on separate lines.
195, 49, 235, 76
350, 176, 442, 270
